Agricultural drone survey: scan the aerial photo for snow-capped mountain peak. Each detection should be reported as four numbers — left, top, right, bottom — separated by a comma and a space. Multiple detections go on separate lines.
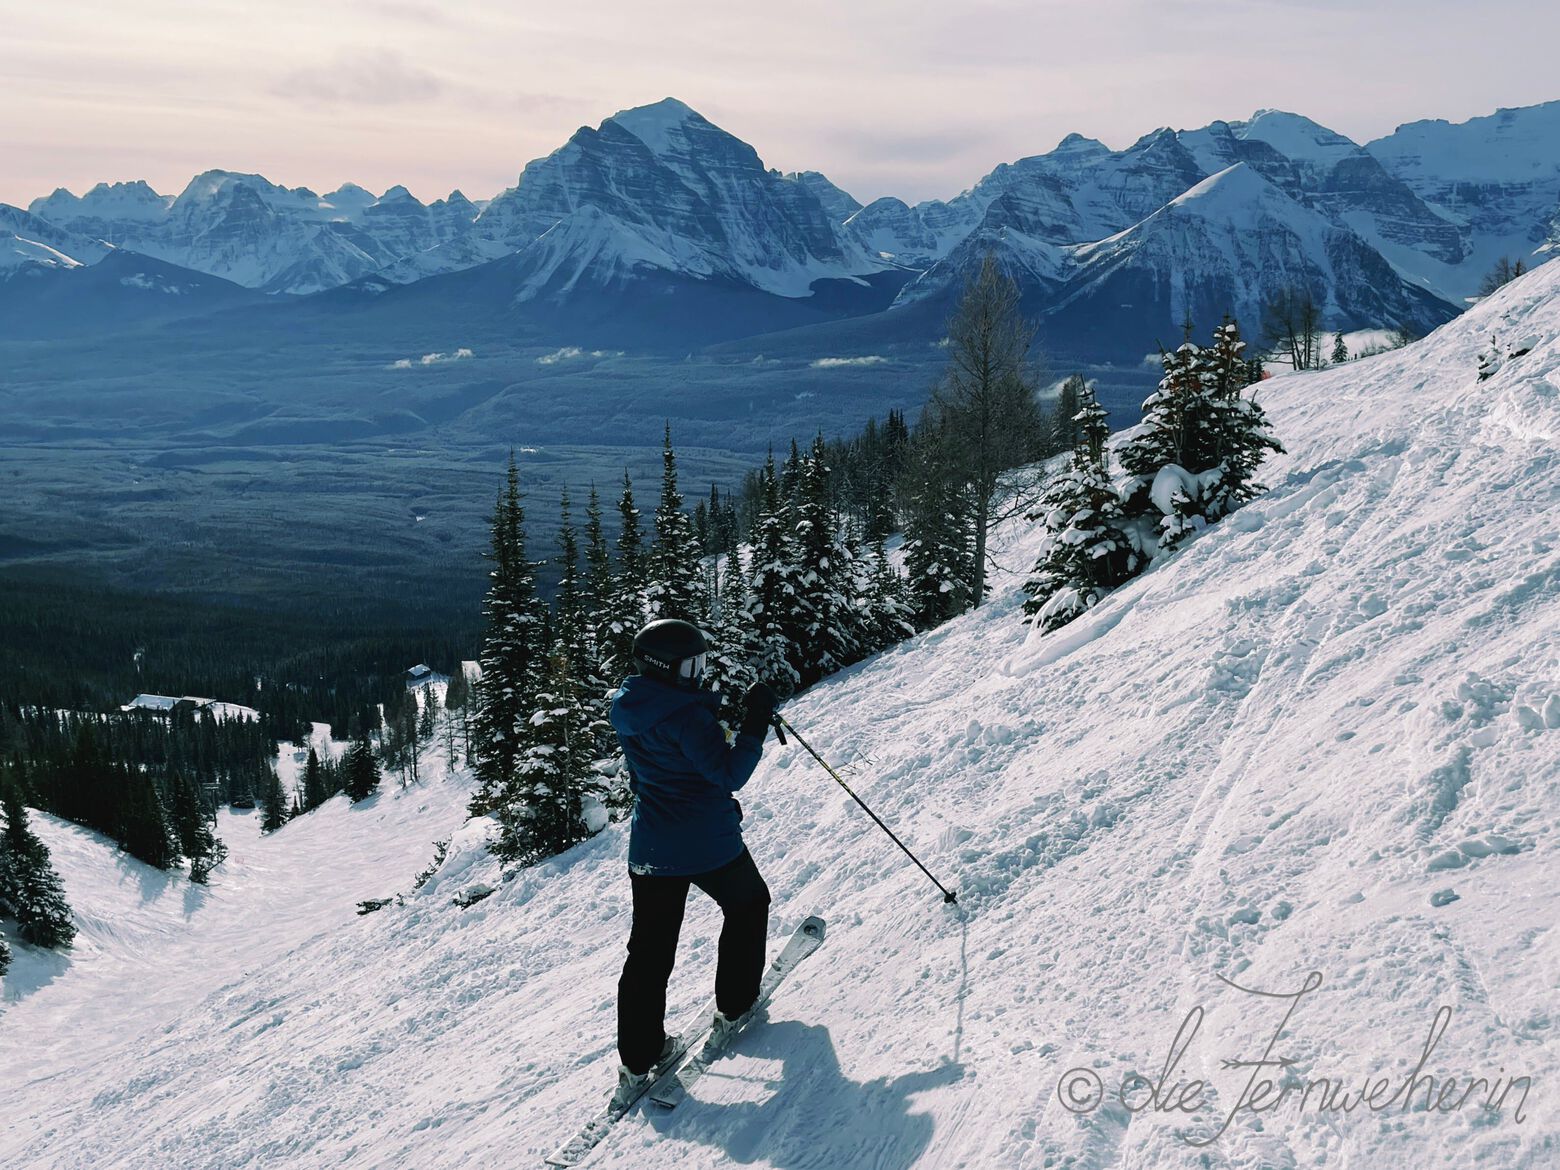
1234, 108, 1363, 168
607, 96, 706, 156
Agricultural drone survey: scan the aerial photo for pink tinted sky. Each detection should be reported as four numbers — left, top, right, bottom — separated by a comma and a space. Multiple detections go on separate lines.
4, 0, 1558, 207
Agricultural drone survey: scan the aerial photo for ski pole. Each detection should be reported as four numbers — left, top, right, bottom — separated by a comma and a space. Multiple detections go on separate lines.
772, 713, 958, 905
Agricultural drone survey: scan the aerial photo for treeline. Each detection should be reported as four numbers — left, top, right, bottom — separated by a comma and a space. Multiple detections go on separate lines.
0, 708, 260, 877
0, 572, 474, 740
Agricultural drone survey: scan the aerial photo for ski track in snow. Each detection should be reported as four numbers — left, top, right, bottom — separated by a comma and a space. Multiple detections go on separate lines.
4, 274, 1560, 1167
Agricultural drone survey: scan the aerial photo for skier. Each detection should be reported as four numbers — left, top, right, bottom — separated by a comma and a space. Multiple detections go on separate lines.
607, 618, 779, 1108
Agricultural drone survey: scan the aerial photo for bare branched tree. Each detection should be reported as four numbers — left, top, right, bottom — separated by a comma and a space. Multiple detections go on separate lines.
1262, 287, 1324, 371
927, 253, 1047, 606
1479, 256, 1529, 297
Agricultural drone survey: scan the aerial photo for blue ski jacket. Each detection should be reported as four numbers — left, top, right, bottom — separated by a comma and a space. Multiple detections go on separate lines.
610, 674, 764, 877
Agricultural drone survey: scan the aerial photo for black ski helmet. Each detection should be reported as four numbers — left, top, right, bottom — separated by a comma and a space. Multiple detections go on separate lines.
632, 619, 709, 688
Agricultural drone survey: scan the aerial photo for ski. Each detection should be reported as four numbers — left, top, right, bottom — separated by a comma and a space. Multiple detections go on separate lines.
648, 915, 827, 1110
543, 1013, 705, 1168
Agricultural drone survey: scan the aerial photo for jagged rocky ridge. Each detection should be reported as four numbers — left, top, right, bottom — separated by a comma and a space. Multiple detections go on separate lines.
10, 98, 1559, 352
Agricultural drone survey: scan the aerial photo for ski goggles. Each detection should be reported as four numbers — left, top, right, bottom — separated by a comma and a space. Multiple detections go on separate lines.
679, 652, 706, 682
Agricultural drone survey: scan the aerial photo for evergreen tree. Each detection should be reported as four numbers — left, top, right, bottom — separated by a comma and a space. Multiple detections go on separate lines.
259, 766, 289, 832
0, 780, 76, 948
583, 485, 614, 624
418, 688, 437, 744
117, 764, 178, 869
0, 935, 9, 977
553, 490, 592, 677
342, 737, 381, 802
301, 747, 329, 811
899, 418, 974, 628
1203, 319, 1285, 515
1022, 383, 1137, 630
863, 535, 916, 651
598, 470, 648, 684
1331, 331, 1349, 365
643, 424, 707, 623
1049, 374, 1086, 452
1118, 332, 1223, 555
793, 434, 857, 685
470, 453, 546, 818
742, 453, 805, 697
492, 652, 598, 865
169, 768, 226, 882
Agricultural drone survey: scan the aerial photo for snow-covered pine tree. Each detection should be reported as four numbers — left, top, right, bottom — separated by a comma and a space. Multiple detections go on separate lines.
779, 438, 805, 502
1331, 331, 1349, 365
469, 453, 546, 818
0, 780, 76, 948
1022, 382, 1136, 630
492, 651, 599, 865
743, 453, 805, 698
259, 766, 289, 831
899, 418, 974, 629
596, 470, 647, 686
863, 535, 915, 652
1203, 318, 1286, 516
342, 737, 381, 802
1118, 333, 1221, 556
705, 545, 758, 727
643, 425, 707, 624
793, 434, 858, 686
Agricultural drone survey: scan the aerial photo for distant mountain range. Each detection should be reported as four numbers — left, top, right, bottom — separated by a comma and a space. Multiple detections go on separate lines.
5, 97, 1559, 358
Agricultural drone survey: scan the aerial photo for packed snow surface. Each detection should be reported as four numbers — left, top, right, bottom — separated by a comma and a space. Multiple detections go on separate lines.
5, 268, 1560, 1167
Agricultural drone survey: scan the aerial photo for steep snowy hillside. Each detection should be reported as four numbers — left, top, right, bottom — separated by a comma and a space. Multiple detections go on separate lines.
0, 751, 473, 1085
0, 204, 113, 267
5, 246, 1559, 1170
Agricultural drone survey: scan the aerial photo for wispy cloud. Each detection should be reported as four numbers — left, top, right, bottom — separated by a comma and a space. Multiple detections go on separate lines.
810, 355, 889, 368
276, 50, 444, 107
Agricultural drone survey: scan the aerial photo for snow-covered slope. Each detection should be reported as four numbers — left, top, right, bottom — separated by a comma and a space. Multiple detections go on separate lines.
0, 750, 472, 1085
0, 234, 82, 276
0, 203, 113, 269
6, 260, 1559, 1167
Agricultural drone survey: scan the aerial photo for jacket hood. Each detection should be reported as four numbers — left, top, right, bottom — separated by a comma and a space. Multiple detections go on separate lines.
610, 674, 714, 737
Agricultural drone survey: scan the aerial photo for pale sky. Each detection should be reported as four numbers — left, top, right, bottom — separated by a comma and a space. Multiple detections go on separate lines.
4, 0, 1559, 209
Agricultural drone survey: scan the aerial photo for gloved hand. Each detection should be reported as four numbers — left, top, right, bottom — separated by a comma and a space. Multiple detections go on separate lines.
739, 682, 779, 739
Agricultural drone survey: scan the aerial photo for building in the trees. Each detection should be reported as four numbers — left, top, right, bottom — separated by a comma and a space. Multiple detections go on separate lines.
403, 664, 450, 690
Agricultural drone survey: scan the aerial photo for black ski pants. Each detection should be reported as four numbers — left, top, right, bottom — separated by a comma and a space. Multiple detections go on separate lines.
617, 847, 771, 1073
